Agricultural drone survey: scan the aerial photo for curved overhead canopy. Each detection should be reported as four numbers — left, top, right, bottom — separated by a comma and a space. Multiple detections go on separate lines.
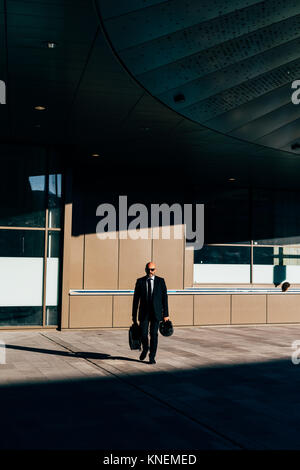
1, 0, 300, 189
97, 0, 300, 154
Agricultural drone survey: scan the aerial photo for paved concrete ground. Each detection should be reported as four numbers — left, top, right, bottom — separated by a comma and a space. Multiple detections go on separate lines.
0, 324, 300, 449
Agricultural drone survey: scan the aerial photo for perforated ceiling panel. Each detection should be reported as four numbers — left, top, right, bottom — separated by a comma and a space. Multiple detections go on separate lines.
97, 0, 300, 153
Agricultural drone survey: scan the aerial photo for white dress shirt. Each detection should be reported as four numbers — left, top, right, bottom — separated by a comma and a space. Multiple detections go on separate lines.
146, 275, 155, 294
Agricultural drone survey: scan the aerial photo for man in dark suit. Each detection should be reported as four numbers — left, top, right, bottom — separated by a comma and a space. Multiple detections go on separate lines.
132, 261, 169, 364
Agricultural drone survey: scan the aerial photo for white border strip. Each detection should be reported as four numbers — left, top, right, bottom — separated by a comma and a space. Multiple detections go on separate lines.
69, 288, 300, 296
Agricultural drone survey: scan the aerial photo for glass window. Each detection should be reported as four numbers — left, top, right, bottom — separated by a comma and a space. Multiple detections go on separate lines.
47, 230, 61, 258
195, 245, 250, 264
0, 307, 42, 327
253, 246, 275, 265
197, 188, 250, 244
253, 246, 300, 284
48, 174, 62, 228
46, 306, 59, 327
253, 189, 300, 245
193, 187, 300, 284
194, 245, 251, 283
0, 147, 47, 227
0, 146, 62, 327
0, 230, 44, 326
0, 229, 44, 257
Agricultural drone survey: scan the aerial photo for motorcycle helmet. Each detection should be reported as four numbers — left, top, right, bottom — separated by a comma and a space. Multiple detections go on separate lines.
159, 319, 174, 337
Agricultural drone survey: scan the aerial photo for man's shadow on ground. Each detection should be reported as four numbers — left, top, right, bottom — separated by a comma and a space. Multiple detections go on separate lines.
4, 344, 142, 363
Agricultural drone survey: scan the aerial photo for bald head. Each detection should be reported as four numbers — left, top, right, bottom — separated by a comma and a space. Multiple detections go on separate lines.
145, 261, 156, 277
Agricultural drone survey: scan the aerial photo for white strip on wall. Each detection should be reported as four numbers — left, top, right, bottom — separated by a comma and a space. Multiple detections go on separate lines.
195, 264, 300, 284
0, 258, 43, 306
286, 266, 300, 283
252, 266, 274, 283
45, 258, 59, 306
253, 265, 300, 283
194, 264, 251, 284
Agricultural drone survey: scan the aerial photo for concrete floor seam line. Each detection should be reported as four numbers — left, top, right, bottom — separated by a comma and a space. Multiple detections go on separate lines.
39, 332, 245, 450
38, 332, 114, 377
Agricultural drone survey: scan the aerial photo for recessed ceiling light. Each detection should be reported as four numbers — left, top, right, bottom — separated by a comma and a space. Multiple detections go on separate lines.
91, 153, 100, 157
228, 177, 236, 181
34, 105, 46, 111
42, 41, 57, 49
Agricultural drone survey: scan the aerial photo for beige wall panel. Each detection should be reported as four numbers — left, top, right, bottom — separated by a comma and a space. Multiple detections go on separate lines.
194, 295, 230, 325
168, 295, 193, 326
113, 295, 134, 327
184, 247, 194, 288
152, 225, 184, 289
232, 295, 266, 324
69, 234, 84, 289
267, 294, 300, 323
84, 233, 118, 289
119, 228, 152, 289
69, 295, 112, 328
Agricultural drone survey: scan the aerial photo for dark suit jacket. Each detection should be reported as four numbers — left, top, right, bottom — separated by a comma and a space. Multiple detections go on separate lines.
132, 275, 169, 323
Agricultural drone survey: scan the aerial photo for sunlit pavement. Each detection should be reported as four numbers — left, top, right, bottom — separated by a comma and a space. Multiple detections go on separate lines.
0, 324, 299, 449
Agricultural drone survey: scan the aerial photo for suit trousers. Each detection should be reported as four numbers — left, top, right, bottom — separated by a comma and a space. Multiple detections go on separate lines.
140, 311, 160, 359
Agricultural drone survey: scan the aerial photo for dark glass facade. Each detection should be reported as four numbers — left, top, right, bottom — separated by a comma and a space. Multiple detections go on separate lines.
194, 188, 300, 284
0, 146, 63, 326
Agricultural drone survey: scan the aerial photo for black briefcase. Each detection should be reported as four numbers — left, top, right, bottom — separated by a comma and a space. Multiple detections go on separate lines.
129, 323, 142, 350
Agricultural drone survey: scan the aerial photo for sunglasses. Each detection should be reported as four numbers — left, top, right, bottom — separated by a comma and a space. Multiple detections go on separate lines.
147, 268, 156, 271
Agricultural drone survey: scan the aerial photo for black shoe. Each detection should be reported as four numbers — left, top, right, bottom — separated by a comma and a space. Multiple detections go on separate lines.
149, 358, 156, 364
139, 350, 148, 361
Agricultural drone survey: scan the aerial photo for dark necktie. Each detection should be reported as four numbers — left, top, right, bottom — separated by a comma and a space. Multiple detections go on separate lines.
147, 278, 152, 305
